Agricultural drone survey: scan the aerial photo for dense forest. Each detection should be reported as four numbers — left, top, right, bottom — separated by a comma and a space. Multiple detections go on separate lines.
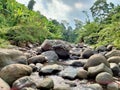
0, 0, 120, 48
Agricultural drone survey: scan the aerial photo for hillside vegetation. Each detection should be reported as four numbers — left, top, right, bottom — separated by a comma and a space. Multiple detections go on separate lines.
0, 0, 120, 49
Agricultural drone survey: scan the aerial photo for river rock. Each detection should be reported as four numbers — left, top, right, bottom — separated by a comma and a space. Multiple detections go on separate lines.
41, 51, 59, 62
88, 63, 113, 77
107, 82, 119, 90
108, 56, 120, 64
69, 47, 82, 56
40, 64, 63, 74
96, 72, 114, 85
37, 78, 54, 89
65, 59, 88, 67
28, 55, 47, 64
0, 49, 27, 69
21, 87, 37, 90
84, 54, 110, 70
40, 39, 53, 51
0, 64, 32, 85
105, 50, 120, 58
0, 78, 10, 90
81, 49, 94, 59
96, 46, 107, 52
87, 83, 103, 90
53, 44, 69, 59
12, 76, 36, 90
110, 63, 120, 76
107, 45, 113, 51
77, 69, 88, 79
49, 76, 70, 90
59, 66, 78, 79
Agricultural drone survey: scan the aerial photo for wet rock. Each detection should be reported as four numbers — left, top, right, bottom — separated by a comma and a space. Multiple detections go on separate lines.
0, 64, 32, 85
41, 51, 59, 62
59, 66, 78, 79
96, 72, 114, 85
105, 50, 120, 58
0, 49, 27, 69
108, 56, 120, 64
37, 78, 54, 90
81, 49, 94, 59
28, 55, 47, 64
110, 63, 120, 76
53, 44, 69, 59
0, 78, 10, 90
88, 63, 113, 77
107, 82, 119, 90
77, 69, 88, 79
12, 76, 36, 90
40, 64, 63, 74
84, 54, 110, 70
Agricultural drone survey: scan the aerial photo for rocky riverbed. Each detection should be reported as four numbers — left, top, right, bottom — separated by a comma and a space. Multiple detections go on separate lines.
0, 39, 120, 90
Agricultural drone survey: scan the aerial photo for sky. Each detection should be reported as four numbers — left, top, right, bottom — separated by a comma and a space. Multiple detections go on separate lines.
16, 0, 120, 28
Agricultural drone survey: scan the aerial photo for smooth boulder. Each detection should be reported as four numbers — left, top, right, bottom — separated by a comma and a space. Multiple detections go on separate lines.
81, 49, 94, 59
96, 72, 114, 85
0, 78, 10, 90
0, 64, 32, 85
0, 49, 27, 68
84, 54, 110, 69
105, 50, 120, 58
108, 56, 120, 64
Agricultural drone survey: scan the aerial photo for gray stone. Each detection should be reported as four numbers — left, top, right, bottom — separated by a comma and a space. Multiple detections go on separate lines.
81, 49, 94, 59
108, 56, 120, 64
88, 63, 113, 77
110, 63, 120, 76
12, 76, 36, 90
0, 64, 32, 85
41, 51, 59, 62
105, 50, 120, 58
107, 82, 119, 90
28, 55, 47, 64
96, 72, 114, 85
77, 69, 88, 79
0, 49, 27, 69
53, 44, 69, 59
84, 54, 110, 70
37, 78, 54, 89
49, 76, 70, 90
69, 47, 82, 56
87, 83, 103, 90
0, 78, 10, 90
40, 64, 63, 74
59, 66, 78, 79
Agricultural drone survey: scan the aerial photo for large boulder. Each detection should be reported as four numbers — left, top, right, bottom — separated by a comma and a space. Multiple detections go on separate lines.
105, 50, 120, 58
0, 49, 27, 69
81, 49, 94, 59
88, 63, 113, 77
41, 51, 59, 62
28, 55, 47, 64
107, 82, 119, 90
12, 76, 36, 90
96, 72, 114, 85
107, 56, 120, 64
84, 54, 110, 70
0, 64, 32, 85
53, 44, 70, 59
0, 78, 10, 90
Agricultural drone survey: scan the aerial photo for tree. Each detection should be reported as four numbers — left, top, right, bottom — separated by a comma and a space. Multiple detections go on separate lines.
90, 0, 114, 22
28, 0, 35, 10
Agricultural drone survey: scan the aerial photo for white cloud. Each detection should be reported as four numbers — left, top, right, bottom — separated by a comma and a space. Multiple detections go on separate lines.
74, 2, 83, 9
34, 0, 72, 22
